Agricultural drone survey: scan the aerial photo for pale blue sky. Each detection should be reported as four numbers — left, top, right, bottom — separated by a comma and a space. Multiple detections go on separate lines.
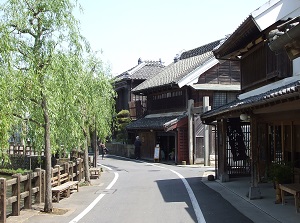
76, 0, 266, 76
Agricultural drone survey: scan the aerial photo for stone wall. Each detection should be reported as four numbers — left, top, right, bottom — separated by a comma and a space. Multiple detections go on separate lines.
106, 143, 135, 158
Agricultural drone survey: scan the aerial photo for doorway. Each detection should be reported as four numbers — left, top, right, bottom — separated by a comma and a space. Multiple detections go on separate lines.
156, 132, 175, 162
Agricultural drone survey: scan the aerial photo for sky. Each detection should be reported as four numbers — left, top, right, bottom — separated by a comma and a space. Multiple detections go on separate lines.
76, 0, 267, 76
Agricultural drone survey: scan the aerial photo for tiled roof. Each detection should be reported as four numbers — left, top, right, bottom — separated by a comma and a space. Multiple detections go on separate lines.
126, 113, 187, 130
132, 40, 222, 93
201, 80, 300, 122
268, 16, 300, 60
213, 16, 261, 60
114, 60, 165, 82
180, 40, 221, 59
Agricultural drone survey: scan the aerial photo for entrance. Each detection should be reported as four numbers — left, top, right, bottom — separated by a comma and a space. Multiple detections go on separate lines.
156, 132, 175, 162
226, 119, 251, 176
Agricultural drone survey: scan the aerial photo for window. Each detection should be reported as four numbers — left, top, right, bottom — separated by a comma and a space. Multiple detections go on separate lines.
213, 92, 237, 108
152, 91, 184, 101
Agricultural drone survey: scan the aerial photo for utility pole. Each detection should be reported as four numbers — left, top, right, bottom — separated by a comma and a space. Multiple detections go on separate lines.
188, 99, 194, 165
203, 96, 211, 166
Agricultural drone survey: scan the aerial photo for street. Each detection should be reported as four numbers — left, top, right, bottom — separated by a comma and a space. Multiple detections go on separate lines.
70, 155, 253, 223
7, 155, 299, 223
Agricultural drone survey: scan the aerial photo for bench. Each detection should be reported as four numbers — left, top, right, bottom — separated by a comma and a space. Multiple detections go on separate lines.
51, 170, 79, 203
279, 183, 300, 213
89, 167, 101, 179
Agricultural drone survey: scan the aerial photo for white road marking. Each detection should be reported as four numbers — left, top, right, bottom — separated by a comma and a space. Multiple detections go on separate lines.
69, 156, 205, 223
68, 164, 118, 223
149, 163, 206, 223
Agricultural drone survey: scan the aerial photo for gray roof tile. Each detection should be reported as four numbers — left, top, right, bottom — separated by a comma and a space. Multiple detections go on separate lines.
180, 40, 221, 59
132, 40, 222, 93
126, 113, 187, 130
114, 60, 165, 82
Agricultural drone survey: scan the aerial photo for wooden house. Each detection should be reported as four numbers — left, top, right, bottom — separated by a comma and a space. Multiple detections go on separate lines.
201, 0, 300, 199
127, 40, 241, 165
114, 59, 165, 119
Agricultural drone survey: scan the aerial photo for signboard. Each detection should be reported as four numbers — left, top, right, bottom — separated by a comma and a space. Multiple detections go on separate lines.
154, 144, 160, 162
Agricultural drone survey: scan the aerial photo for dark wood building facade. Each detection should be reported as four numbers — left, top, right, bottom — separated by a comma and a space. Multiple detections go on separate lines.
114, 59, 165, 119
201, 1, 300, 199
127, 40, 241, 165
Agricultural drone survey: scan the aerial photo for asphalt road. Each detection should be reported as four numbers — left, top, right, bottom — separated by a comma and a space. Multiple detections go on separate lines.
74, 156, 253, 223
9, 155, 255, 223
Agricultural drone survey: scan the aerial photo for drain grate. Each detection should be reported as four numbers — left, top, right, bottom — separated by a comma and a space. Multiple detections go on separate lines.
95, 189, 117, 194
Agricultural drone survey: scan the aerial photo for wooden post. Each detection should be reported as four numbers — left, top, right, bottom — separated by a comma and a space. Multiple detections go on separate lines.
73, 160, 78, 181
187, 99, 194, 165
78, 158, 82, 181
12, 174, 21, 216
40, 169, 45, 203
24, 172, 32, 209
219, 119, 229, 182
69, 161, 74, 181
0, 178, 6, 223
249, 115, 262, 199
34, 168, 41, 204
55, 165, 60, 185
64, 162, 70, 180
203, 96, 211, 166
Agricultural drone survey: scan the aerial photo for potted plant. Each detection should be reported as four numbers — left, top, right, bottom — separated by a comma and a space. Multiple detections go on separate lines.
268, 161, 293, 204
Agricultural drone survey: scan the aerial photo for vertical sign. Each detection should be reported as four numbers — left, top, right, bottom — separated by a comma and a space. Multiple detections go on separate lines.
154, 144, 160, 162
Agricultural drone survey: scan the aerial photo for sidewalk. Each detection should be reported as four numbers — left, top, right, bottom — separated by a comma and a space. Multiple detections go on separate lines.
6, 166, 111, 223
202, 170, 300, 223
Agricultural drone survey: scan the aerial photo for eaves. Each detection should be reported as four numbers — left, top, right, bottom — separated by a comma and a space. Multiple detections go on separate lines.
201, 80, 300, 124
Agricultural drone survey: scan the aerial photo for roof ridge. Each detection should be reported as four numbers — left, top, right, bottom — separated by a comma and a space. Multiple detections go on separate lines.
127, 62, 146, 75
180, 39, 222, 60
144, 60, 165, 67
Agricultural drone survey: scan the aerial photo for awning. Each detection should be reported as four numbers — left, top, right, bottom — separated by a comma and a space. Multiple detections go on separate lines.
201, 80, 300, 124
126, 112, 187, 131
163, 115, 188, 132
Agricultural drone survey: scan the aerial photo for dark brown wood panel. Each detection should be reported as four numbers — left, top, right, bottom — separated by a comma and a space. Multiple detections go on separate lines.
242, 44, 292, 92
177, 128, 189, 164
147, 89, 186, 113
197, 61, 241, 85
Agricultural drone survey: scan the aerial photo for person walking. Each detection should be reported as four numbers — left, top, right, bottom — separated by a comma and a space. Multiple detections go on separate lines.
99, 142, 106, 160
134, 136, 142, 159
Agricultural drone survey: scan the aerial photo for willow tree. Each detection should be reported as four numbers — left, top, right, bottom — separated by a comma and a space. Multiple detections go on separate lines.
0, 64, 15, 164
78, 53, 116, 184
0, 0, 87, 212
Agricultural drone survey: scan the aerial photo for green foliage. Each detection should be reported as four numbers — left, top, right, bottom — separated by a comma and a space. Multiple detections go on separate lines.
76, 52, 116, 145
0, 0, 89, 153
0, 168, 28, 175
0, 0, 116, 155
268, 160, 293, 184
115, 110, 131, 143
0, 0, 115, 211
117, 110, 130, 118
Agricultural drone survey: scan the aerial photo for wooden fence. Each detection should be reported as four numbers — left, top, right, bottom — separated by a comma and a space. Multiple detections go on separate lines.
0, 158, 84, 223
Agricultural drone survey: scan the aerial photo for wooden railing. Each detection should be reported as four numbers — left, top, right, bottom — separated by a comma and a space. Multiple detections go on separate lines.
0, 158, 84, 223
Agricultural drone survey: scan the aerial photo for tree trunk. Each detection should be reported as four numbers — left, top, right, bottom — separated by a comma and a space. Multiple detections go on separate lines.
90, 128, 97, 167
83, 132, 91, 184
42, 96, 53, 213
